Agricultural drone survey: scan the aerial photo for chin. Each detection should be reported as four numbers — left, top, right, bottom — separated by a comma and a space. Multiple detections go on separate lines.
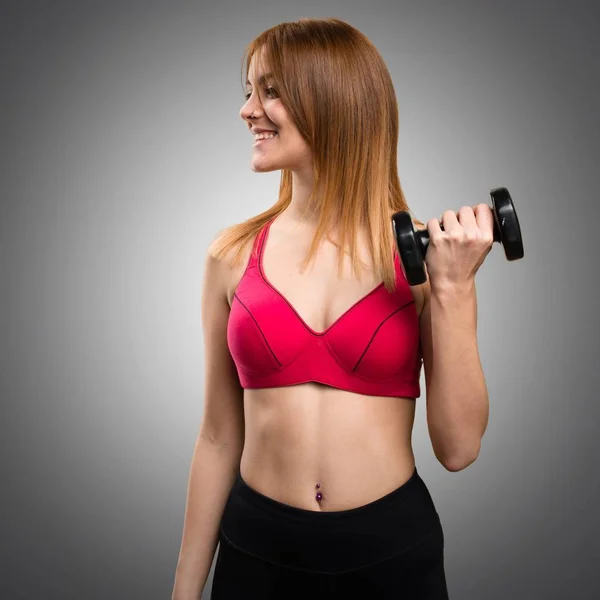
250, 162, 281, 173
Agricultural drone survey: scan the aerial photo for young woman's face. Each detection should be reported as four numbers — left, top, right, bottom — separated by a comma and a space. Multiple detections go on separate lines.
240, 53, 312, 173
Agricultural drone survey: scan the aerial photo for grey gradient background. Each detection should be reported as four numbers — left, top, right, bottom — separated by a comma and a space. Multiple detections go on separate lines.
2, 1, 599, 598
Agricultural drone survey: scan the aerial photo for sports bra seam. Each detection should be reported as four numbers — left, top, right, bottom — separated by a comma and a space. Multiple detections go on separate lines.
322, 336, 419, 385
233, 347, 420, 389
352, 300, 416, 372
232, 292, 282, 367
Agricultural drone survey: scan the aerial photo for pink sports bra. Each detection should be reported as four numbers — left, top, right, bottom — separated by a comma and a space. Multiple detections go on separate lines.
226, 218, 423, 398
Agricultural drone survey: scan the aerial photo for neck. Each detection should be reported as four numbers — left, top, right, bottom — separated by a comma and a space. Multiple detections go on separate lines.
281, 167, 320, 226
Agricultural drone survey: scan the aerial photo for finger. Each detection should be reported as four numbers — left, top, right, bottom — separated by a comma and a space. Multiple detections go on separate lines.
458, 205, 477, 229
427, 217, 444, 238
440, 209, 460, 232
473, 203, 495, 237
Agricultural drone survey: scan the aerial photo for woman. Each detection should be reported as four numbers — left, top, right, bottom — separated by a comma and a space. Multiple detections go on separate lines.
172, 18, 493, 600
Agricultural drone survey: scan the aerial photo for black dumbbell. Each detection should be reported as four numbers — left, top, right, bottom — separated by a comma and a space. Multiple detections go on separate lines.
392, 187, 524, 286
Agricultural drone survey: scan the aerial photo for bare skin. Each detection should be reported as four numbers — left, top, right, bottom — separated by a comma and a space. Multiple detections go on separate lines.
224, 213, 425, 512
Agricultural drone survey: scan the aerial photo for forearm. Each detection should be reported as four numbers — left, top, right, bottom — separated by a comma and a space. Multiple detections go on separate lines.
172, 434, 243, 600
426, 279, 489, 470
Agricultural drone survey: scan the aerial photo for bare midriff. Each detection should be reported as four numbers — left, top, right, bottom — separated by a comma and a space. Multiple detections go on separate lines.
225, 216, 424, 512
240, 385, 417, 511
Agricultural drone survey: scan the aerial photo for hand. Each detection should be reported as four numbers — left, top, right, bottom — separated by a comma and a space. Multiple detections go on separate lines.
425, 204, 495, 290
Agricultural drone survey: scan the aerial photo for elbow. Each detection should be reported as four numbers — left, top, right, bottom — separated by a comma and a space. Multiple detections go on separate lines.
441, 455, 475, 472
440, 443, 481, 472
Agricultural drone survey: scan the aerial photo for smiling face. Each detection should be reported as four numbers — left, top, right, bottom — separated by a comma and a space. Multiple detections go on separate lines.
240, 50, 312, 173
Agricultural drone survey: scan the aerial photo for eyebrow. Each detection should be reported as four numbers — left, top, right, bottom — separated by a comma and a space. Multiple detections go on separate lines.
245, 72, 273, 86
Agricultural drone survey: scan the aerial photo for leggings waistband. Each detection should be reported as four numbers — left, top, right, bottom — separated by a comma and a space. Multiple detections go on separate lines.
235, 466, 422, 522
220, 466, 443, 573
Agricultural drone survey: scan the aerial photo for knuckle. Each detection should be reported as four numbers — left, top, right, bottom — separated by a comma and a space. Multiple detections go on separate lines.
426, 219, 440, 240
426, 219, 438, 234
477, 230, 492, 245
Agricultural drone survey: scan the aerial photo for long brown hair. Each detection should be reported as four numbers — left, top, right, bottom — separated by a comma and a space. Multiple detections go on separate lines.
209, 17, 424, 293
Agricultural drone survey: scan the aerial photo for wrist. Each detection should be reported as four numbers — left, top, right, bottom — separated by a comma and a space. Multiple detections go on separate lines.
430, 277, 476, 298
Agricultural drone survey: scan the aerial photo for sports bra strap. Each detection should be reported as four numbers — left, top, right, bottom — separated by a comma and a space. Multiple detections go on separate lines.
248, 218, 272, 269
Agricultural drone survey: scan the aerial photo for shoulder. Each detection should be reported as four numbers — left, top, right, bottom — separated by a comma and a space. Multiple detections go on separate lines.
207, 226, 261, 308
207, 222, 260, 265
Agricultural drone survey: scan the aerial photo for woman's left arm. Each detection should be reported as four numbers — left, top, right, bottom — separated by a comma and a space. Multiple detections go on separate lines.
419, 276, 489, 472
417, 203, 495, 472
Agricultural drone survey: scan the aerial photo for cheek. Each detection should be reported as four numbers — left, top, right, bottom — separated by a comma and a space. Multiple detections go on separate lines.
264, 104, 286, 126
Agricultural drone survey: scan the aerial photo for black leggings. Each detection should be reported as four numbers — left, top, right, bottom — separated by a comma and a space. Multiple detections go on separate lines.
211, 466, 450, 599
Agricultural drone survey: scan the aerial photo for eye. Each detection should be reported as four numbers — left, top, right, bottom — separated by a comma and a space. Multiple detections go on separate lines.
244, 87, 278, 101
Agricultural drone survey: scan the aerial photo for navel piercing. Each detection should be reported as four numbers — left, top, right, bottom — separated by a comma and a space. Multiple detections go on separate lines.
315, 483, 322, 502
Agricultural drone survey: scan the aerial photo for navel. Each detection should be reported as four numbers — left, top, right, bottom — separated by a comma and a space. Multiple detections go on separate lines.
315, 482, 323, 502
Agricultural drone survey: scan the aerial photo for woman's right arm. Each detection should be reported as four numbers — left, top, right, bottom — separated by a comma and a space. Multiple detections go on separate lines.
171, 245, 246, 600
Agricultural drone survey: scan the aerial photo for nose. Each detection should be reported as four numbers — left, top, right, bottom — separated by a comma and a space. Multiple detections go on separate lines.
240, 94, 263, 123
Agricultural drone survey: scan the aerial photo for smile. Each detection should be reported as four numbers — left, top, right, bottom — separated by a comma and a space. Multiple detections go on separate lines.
253, 133, 278, 146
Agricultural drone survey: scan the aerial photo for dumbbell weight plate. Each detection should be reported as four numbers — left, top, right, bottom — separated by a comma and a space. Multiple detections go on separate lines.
391, 210, 427, 285
490, 187, 524, 261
